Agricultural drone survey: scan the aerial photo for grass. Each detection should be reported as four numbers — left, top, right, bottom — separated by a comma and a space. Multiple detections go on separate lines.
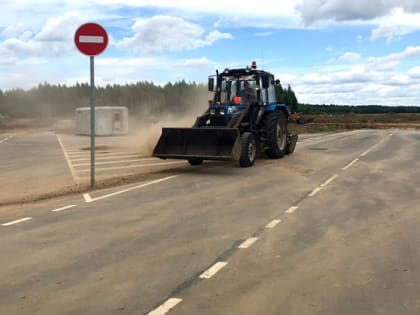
289, 113, 420, 134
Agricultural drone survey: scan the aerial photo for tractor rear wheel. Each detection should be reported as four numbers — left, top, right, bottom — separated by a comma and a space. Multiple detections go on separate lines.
263, 111, 287, 159
239, 132, 256, 167
188, 158, 203, 166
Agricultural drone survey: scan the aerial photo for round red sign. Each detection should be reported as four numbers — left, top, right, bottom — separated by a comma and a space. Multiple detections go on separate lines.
74, 23, 108, 56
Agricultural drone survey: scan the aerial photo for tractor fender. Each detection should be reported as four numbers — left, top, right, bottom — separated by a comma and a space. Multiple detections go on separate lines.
264, 104, 289, 120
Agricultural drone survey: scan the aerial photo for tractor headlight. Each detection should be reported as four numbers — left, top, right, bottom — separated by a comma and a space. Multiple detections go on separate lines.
210, 109, 216, 115
227, 106, 238, 115
219, 109, 225, 115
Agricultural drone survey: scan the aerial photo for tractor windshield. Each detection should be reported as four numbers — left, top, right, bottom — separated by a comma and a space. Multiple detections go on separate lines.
220, 75, 257, 105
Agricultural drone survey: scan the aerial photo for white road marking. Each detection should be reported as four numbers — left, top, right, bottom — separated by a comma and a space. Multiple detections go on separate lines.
56, 135, 80, 183
309, 174, 339, 197
147, 298, 182, 315
199, 261, 228, 279
323, 174, 339, 186
265, 219, 281, 229
0, 135, 13, 143
360, 138, 386, 157
342, 158, 359, 170
67, 151, 142, 158
238, 237, 259, 249
72, 158, 155, 167
83, 193, 93, 202
79, 35, 104, 43
84, 175, 177, 203
2, 217, 32, 226
78, 161, 185, 172
51, 204, 77, 212
285, 206, 299, 214
360, 149, 371, 157
71, 154, 151, 162
308, 186, 322, 197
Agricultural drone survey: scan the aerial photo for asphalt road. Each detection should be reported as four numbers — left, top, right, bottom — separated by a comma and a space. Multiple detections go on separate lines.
1, 129, 419, 315
0, 132, 189, 205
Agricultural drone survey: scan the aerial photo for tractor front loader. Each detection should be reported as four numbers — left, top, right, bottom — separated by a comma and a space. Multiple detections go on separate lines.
153, 61, 298, 167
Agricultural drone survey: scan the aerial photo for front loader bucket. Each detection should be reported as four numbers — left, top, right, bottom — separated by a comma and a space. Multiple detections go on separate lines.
153, 127, 240, 161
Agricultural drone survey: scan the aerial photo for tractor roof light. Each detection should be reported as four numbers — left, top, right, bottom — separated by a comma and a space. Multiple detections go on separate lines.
251, 61, 257, 69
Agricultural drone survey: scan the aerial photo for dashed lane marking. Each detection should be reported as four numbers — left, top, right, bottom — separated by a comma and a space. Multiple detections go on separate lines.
199, 262, 228, 279
308, 186, 322, 197
147, 298, 183, 315
342, 158, 359, 170
285, 206, 299, 214
265, 219, 281, 229
51, 205, 77, 212
360, 149, 371, 157
323, 174, 339, 186
83, 175, 177, 203
308, 174, 339, 197
238, 237, 259, 249
2, 217, 32, 226
360, 138, 386, 157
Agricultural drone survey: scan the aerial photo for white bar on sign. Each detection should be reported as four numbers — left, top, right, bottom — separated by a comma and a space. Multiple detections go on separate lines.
79, 35, 104, 43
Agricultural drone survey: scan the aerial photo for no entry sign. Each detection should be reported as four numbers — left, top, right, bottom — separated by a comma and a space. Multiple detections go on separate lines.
74, 22, 108, 189
74, 23, 108, 56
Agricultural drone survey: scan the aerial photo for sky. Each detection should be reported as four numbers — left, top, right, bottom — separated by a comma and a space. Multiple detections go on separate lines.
1, 0, 420, 105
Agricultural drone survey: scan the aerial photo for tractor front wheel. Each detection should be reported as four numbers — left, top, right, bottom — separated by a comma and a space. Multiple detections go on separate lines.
239, 132, 257, 167
263, 111, 287, 159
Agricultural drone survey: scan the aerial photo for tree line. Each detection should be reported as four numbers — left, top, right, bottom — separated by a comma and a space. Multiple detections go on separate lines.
0, 81, 419, 120
275, 84, 298, 113
298, 104, 420, 115
0, 81, 209, 120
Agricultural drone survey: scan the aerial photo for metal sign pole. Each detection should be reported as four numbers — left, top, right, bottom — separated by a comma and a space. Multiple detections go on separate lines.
90, 55, 95, 189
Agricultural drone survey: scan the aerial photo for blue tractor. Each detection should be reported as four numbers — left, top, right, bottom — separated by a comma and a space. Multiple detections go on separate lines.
153, 62, 298, 167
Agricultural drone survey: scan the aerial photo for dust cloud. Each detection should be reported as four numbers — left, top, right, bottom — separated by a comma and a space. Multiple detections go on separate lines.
117, 102, 206, 156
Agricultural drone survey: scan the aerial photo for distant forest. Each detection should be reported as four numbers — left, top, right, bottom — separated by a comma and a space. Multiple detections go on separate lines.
0, 81, 419, 119
0, 81, 208, 120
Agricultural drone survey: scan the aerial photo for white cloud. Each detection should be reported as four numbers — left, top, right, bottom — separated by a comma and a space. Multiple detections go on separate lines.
367, 45, 420, 67
371, 8, 420, 42
0, 11, 83, 58
117, 16, 232, 53
100, 0, 297, 18
408, 66, 420, 78
254, 31, 274, 37
296, 0, 420, 24
337, 52, 361, 63
35, 11, 82, 42
281, 45, 420, 105
182, 57, 213, 68
1, 24, 26, 38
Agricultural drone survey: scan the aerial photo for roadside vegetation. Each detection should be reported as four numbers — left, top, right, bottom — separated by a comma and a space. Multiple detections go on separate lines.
0, 82, 419, 132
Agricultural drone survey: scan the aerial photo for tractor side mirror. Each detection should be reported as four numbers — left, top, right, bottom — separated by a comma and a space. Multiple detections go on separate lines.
274, 79, 280, 85
262, 75, 270, 89
208, 77, 215, 92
